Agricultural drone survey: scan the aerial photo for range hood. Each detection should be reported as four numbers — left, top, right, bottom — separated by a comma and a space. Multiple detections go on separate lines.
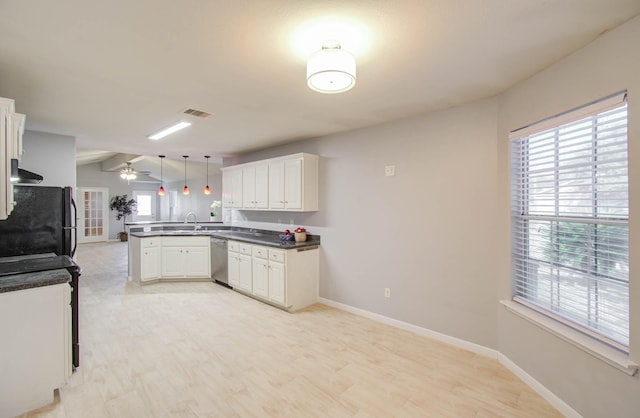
10, 159, 43, 184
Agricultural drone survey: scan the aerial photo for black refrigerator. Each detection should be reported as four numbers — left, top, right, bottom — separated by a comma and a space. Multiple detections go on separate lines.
0, 185, 81, 368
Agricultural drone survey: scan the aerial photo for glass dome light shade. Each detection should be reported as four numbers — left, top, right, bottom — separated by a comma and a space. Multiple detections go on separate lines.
307, 45, 356, 94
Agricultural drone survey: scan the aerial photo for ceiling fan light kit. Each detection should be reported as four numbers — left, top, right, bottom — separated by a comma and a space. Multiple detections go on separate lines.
120, 162, 137, 183
307, 40, 356, 94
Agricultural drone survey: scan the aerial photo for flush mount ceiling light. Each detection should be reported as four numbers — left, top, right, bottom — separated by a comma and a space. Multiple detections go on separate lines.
120, 162, 137, 184
307, 40, 356, 94
148, 121, 192, 140
158, 155, 166, 196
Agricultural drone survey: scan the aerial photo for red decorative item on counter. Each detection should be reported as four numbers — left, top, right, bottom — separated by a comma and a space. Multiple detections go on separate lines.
294, 227, 307, 242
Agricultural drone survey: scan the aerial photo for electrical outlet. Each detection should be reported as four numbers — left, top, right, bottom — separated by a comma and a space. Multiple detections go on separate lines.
385, 165, 396, 177
290, 219, 294, 225
384, 288, 391, 298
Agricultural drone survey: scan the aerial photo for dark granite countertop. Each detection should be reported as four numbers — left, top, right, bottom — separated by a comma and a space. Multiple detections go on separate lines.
0, 268, 71, 293
130, 227, 320, 249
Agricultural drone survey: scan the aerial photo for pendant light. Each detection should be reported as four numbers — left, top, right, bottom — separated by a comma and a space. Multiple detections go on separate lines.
182, 155, 190, 195
204, 155, 211, 195
157, 155, 166, 196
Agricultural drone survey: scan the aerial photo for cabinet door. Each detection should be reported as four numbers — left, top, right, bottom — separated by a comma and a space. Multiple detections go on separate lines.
242, 166, 256, 208
231, 169, 243, 208
268, 261, 286, 305
254, 163, 269, 209
185, 247, 210, 277
268, 161, 285, 209
284, 158, 302, 209
161, 247, 184, 277
238, 254, 253, 292
228, 253, 240, 287
223, 168, 243, 208
0, 99, 15, 220
252, 258, 269, 298
222, 171, 234, 208
141, 246, 160, 281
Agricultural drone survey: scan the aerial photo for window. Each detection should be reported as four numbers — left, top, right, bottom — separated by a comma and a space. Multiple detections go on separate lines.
136, 194, 152, 216
510, 92, 629, 350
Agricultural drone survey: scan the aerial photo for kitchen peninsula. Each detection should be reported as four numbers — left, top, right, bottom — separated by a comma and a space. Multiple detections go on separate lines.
128, 224, 320, 312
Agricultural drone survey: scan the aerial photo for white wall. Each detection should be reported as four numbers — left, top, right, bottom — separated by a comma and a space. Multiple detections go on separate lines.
77, 163, 222, 238
21, 130, 75, 189
227, 96, 501, 349
227, 15, 640, 417
165, 171, 223, 223
77, 163, 159, 239
495, 15, 640, 418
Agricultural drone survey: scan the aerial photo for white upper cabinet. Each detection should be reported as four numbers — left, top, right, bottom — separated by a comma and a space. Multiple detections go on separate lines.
242, 163, 268, 209
268, 160, 285, 209
1, 97, 22, 220
224, 153, 318, 212
222, 168, 243, 208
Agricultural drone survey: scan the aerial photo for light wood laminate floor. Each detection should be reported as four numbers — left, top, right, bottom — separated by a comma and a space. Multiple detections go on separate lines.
20, 241, 561, 418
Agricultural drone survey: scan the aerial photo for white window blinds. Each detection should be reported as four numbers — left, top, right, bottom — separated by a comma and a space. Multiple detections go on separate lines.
510, 92, 629, 349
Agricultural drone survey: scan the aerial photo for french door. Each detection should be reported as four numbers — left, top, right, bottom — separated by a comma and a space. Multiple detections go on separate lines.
77, 187, 109, 243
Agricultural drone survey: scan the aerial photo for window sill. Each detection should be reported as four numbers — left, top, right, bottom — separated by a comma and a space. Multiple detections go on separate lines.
500, 300, 638, 376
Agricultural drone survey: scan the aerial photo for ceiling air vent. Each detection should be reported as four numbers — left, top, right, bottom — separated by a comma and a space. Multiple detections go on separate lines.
183, 108, 213, 118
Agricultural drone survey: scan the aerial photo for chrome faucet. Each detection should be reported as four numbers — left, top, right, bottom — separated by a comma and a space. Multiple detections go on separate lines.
184, 212, 200, 230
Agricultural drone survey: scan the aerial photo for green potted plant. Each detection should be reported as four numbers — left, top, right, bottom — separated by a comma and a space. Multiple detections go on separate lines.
109, 194, 136, 241
210, 200, 221, 221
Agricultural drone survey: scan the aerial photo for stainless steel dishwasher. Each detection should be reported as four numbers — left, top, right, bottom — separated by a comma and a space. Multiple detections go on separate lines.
210, 237, 229, 285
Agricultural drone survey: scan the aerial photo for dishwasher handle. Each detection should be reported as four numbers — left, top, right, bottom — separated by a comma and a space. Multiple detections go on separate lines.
211, 238, 228, 246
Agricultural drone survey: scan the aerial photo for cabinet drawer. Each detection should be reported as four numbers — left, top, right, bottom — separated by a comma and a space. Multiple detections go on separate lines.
162, 236, 209, 247
228, 240, 239, 252
268, 248, 286, 263
142, 238, 159, 248
239, 243, 252, 255
252, 245, 268, 259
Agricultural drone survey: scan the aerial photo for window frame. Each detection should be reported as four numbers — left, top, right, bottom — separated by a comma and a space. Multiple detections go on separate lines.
509, 91, 630, 354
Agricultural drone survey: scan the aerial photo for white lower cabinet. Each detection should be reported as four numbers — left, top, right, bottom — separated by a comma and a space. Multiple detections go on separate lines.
228, 241, 252, 291
238, 254, 252, 292
227, 241, 240, 287
131, 236, 211, 282
140, 239, 160, 281
252, 246, 269, 298
228, 240, 319, 311
268, 258, 286, 305
161, 247, 210, 277
0, 283, 70, 417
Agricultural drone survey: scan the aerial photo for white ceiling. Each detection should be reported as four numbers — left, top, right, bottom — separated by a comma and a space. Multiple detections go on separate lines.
1, 0, 639, 166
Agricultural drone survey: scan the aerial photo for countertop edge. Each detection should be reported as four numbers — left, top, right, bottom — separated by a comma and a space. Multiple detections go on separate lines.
130, 231, 321, 249
0, 269, 71, 293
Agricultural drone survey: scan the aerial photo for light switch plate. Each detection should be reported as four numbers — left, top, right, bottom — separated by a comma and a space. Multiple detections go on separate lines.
385, 165, 396, 176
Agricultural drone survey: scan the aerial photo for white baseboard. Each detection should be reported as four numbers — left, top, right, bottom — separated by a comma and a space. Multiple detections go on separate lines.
317, 297, 498, 358
498, 353, 582, 418
317, 297, 582, 418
